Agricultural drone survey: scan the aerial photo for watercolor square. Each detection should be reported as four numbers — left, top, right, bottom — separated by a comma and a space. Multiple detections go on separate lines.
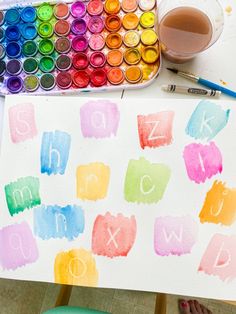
80, 100, 120, 138
34, 205, 85, 241
0, 222, 38, 270
41, 130, 71, 175
186, 100, 230, 141
137, 111, 174, 149
124, 157, 171, 204
54, 248, 98, 286
76, 162, 110, 201
199, 234, 236, 281
92, 212, 137, 258
154, 216, 198, 256
8, 103, 38, 143
183, 142, 222, 184
5, 176, 41, 216
199, 181, 236, 226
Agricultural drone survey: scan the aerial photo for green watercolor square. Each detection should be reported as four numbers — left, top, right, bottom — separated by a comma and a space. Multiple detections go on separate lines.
124, 158, 171, 204
5, 177, 41, 216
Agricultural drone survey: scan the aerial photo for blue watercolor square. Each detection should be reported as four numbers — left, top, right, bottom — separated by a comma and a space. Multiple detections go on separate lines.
186, 100, 230, 141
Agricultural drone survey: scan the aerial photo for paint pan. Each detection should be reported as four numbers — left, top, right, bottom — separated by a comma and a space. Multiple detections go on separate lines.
23, 58, 38, 74
7, 76, 23, 93
56, 54, 72, 71
125, 66, 142, 83
72, 70, 90, 88
6, 59, 22, 75
22, 41, 38, 57
54, 3, 70, 20
24, 75, 39, 92
56, 72, 72, 89
40, 73, 56, 90
39, 56, 55, 73
90, 69, 107, 87
89, 34, 105, 51
107, 67, 124, 85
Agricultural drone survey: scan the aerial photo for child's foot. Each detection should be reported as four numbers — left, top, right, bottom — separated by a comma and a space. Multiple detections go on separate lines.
179, 299, 212, 314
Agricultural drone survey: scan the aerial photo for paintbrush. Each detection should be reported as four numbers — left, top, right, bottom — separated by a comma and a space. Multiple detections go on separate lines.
167, 68, 236, 99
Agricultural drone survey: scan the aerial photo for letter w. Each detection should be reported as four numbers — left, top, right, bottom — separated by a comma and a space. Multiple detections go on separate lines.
163, 227, 183, 243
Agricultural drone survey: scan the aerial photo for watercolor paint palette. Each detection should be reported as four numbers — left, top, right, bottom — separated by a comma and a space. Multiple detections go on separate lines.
0, 0, 160, 94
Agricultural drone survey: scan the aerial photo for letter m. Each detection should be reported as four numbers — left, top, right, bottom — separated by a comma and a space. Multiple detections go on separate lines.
5, 176, 41, 216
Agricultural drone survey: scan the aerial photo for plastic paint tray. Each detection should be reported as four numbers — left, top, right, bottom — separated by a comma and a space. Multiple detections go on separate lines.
0, 0, 161, 95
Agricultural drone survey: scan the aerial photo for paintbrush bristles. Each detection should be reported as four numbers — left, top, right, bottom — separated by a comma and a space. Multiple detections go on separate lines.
166, 68, 179, 73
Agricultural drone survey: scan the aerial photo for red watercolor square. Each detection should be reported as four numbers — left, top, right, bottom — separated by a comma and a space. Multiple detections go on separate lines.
137, 111, 174, 149
92, 212, 136, 258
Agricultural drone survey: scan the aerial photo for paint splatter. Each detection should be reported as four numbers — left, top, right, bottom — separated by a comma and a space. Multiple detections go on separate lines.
54, 248, 98, 286
137, 111, 174, 149
8, 103, 37, 143
186, 100, 230, 141
183, 142, 222, 184
0, 222, 39, 270
5, 177, 41, 216
124, 157, 171, 204
76, 162, 110, 201
34, 205, 84, 241
198, 234, 236, 282
199, 181, 236, 226
40, 130, 71, 175
80, 100, 120, 138
220, 79, 228, 86
154, 216, 198, 256
225, 6, 232, 15
92, 212, 137, 258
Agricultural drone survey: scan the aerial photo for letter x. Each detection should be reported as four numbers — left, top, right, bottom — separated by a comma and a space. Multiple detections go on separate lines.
106, 227, 120, 248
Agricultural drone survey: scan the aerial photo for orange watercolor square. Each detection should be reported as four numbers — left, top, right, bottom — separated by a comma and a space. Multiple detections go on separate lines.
76, 162, 110, 201
199, 181, 236, 226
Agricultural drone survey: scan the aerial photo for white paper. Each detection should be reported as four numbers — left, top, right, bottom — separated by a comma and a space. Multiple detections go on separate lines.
0, 95, 236, 301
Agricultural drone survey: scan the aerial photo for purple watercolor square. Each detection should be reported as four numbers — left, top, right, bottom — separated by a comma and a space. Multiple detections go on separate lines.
154, 216, 198, 256
80, 100, 120, 138
0, 222, 39, 270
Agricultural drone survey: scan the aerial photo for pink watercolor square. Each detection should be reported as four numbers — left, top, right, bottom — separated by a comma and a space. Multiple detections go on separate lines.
154, 216, 198, 256
8, 103, 38, 143
183, 142, 222, 184
0, 222, 39, 270
199, 234, 236, 282
92, 212, 136, 258
137, 111, 174, 149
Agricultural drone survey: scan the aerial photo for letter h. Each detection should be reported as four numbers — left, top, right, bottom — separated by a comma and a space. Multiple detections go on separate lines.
40, 131, 71, 175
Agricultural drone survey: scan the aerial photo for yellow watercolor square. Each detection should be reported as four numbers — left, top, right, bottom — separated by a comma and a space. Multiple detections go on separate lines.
76, 162, 110, 200
54, 248, 98, 287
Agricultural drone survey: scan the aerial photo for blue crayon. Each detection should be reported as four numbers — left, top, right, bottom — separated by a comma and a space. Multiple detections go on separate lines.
21, 6, 37, 23
5, 8, 20, 25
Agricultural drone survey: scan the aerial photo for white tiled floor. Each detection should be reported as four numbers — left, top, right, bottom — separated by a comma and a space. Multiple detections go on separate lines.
0, 279, 235, 313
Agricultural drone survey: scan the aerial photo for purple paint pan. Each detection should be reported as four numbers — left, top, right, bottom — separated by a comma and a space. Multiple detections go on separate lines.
71, 18, 87, 35
7, 76, 23, 93
71, 1, 86, 18
6, 59, 22, 75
